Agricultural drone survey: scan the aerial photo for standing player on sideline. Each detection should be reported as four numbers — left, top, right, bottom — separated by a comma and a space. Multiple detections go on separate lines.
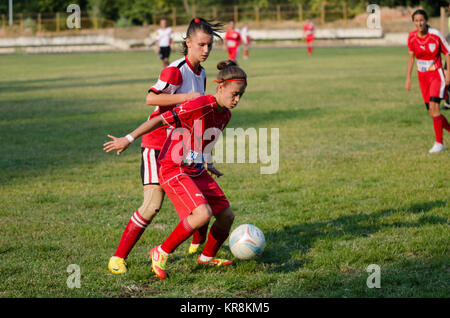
303, 19, 315, 55
103, 60, 247, 279
107, 18, 223, 275
405, 9, 450, 153
241, 23, 250, 59
224, 20, 241, 62
155, 19, 173, 68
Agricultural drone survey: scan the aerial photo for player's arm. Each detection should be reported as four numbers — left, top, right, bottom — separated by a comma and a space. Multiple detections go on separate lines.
103, 116, 166, 156
145, 91, 200, 108
405, 51, 415, 91
202, 153, 223, 178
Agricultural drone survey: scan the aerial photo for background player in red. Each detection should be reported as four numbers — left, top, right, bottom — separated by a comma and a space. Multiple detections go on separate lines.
104, 60, 247, 279
303, 19, 315, 55
224, 20, 242, 62
107, 18, 223, 275
241, 23, 250, 59
405, 9, 450, 153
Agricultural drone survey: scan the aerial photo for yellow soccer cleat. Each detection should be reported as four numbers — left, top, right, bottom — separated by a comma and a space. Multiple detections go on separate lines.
150, 246, 169, 279
188, 243, 201, 255
197, 255, 232, 267
108, 256, 127, 275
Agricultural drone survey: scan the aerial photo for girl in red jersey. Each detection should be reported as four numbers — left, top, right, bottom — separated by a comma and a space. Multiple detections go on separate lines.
108, 18, 223, 275
224, 20, 242, 62
406, 9, 450, 153
303, 19, 315, 55
104, 60, 247, 279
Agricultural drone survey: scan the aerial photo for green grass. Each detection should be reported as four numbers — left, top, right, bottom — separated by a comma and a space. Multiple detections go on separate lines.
0, 47, 449, 298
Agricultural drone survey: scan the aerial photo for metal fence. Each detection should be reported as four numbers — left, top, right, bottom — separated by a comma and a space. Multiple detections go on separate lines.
0, 3, 357, 37
154, 3, 354, 27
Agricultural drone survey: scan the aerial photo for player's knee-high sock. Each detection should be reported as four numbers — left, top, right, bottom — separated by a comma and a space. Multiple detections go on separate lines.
114, 210, 149, 259
160, 218, 194, 254
433, 115, 444, 143
201, 223, 230, 258
192, 223, 209, 245
440, 114, 450, 132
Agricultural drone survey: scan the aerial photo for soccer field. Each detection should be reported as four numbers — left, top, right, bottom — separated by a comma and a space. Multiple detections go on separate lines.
0, 47, 449, 298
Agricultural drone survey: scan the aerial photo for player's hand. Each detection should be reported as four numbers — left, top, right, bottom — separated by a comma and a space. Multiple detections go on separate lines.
186, 91, 201, 100
446, 76, 450, 87
405, 77, 412, 91
103, 134, 130, 156
207, 165, 224, 178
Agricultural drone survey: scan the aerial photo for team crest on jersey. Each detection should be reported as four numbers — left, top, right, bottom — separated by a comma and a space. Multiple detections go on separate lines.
429, 43, 436, 52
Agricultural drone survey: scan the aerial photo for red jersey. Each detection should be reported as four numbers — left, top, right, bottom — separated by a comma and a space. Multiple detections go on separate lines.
142, 56, 206, 150
303, 22, 315, 36
225, 29, 241, 48
158, 95, 231, 182
408, 28, 450, 72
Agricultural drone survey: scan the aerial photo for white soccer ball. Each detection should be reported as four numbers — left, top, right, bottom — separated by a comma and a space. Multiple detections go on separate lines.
229, 224, 265, 260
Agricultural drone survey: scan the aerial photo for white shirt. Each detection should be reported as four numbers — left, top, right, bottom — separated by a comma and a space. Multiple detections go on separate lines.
241, 26, 249, 44
156, 27, 172, 47
149, 56, 206, 103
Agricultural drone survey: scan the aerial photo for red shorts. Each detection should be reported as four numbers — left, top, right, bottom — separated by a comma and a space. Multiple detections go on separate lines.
418, 69, 446, 103
227, 47, 239, 61
161, 171, 230, 219
306, 34, 314, 44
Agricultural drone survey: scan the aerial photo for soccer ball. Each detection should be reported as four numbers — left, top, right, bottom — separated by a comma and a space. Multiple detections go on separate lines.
229, 224, 265, 260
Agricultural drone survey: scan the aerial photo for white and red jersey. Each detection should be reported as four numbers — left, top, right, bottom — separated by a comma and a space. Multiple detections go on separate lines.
142, 56, 206, 150
156, 27, 172, 47
408, 28, 450, 72
303, 22, 315, 36
158, 94, 231, 182
225, 28, 241, 48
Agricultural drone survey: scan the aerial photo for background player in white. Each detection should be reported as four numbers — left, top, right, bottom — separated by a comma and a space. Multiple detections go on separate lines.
155, 19, 173, 68
241, 23, 250, 59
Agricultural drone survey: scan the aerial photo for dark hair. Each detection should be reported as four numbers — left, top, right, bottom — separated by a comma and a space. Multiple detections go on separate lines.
216, 60, 247, 87
182, 18, 223, 56
412, 9, 428, 22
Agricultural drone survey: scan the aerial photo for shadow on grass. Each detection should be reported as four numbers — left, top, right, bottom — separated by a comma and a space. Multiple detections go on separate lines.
229, 107, 322, 128
261, 200, 447, 273
0, 76, 156, 93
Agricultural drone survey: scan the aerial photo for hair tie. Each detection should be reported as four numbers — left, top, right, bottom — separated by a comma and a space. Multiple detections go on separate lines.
194, 18, 200, 23
214, 78, 246, 84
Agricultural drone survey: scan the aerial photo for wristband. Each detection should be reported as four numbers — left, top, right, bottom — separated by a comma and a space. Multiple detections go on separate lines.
125, 134, 134, 143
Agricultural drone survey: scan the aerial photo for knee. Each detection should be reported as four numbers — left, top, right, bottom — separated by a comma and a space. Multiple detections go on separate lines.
428, 102, 441, 117
193, 204, 213, 226
138, 187, 165, 220
218, 207, 235, 226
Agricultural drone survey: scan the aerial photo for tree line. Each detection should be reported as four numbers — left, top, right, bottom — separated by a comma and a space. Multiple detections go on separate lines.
0, 0, 447, 25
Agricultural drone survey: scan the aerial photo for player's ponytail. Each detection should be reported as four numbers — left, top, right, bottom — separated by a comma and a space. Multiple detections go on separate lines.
182, 18, 223, 56
215, 60, 247, 87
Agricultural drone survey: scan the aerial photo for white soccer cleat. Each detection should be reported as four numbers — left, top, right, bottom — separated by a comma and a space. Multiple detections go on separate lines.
428, 142, 445, 153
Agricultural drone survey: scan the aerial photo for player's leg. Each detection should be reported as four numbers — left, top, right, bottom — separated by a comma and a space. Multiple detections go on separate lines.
194, 172, 234, 266
228, 47, 237, 62
150, 175, 212, 278
151, 203, 212, 279
108, 185, 165, 274
108, 148, 164, 274
428, 70, 450, 153
198, 206, 234, 266
189, 222, 209, 254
